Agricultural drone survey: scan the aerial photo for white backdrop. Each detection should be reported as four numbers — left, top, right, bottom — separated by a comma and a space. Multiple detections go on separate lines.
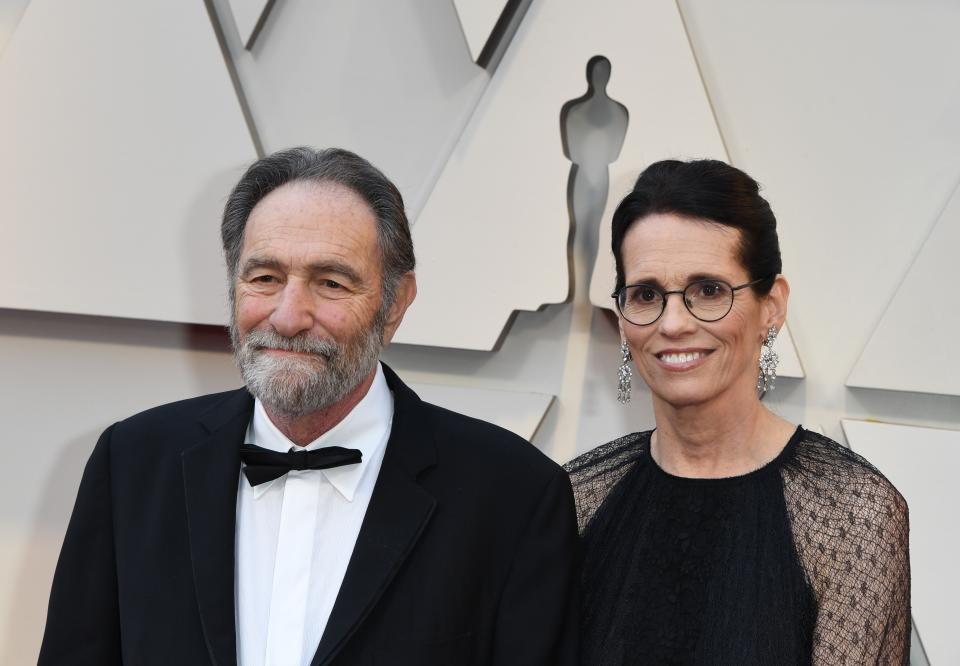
2, 1, 959, 662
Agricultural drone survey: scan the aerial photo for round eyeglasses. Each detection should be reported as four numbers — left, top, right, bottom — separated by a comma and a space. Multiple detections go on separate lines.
612, 277, 772, 326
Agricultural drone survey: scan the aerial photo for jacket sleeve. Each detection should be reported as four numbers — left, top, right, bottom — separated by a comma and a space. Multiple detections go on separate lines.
491, 467, 580, 666
39, 425, 122, 665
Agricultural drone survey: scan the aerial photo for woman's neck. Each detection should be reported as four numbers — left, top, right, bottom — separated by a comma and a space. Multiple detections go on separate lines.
650, 387, 795, 478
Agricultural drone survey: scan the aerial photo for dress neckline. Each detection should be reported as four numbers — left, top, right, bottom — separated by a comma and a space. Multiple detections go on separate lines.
644, 424, 805, 485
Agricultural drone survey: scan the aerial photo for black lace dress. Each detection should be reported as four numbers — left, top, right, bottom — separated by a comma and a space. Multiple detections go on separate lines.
565, 426, 910, 665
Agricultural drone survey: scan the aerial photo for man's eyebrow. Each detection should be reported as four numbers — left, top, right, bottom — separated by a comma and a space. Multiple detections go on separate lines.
306, 260, 363, 285
239, 256, 364, 284
240, 256, 285, 276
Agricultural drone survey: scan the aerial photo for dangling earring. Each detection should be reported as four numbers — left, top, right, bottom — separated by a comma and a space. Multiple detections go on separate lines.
617, 341, 633, 404
757, 326, 779, 397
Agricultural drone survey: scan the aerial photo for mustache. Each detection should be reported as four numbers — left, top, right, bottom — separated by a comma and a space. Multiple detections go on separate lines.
241, 328, 339, 358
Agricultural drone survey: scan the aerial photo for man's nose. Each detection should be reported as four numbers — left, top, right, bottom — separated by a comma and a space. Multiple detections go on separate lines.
657, 293, 697, 337
268, 280, 314, 337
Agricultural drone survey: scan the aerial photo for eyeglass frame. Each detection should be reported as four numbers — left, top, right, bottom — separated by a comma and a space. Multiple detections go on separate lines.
612, 276, 774, 326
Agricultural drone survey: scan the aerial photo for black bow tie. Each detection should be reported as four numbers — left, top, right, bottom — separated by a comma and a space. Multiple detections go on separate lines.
239, 443, 363, 487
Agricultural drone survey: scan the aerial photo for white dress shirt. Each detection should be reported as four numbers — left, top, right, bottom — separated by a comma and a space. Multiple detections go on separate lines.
235, 363, 393, 666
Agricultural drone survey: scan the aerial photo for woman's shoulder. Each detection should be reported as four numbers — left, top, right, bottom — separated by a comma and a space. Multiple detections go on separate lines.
564, 430, 652, 477
792, 429, 903, 488
786, 428, 908, 530
564, 431, 652, 532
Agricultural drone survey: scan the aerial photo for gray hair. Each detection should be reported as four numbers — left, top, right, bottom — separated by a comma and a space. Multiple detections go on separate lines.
221, 146, 415, 306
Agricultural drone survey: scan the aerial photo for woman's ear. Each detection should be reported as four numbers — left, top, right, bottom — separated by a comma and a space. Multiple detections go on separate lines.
764, 274, 790, 335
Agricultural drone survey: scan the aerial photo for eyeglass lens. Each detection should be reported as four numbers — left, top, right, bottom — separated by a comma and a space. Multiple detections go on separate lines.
618, 279, 734, 325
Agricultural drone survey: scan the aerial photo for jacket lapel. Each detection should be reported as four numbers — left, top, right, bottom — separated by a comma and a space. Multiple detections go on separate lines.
181, 389, 253, 666
311, 364, 438, 666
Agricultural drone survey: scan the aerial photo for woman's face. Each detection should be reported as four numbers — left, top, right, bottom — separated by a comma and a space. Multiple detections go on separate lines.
618, 213, 787, 409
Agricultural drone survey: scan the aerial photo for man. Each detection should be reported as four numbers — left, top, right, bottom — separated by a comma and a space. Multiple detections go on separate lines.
39, 147, 579, 665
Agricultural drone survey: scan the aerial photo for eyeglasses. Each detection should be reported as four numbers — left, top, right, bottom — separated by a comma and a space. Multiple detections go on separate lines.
612, 277, 771, 326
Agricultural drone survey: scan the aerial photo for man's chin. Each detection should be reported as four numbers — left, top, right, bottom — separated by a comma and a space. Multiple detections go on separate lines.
258, 399, 320, 420
254, 382, 332, 416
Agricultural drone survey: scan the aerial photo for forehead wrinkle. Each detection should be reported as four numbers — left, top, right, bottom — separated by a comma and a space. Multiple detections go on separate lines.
277, 180, 377, 233
240, 179, 382, 286
623, 214, 748, 288
246, 181, 376, 237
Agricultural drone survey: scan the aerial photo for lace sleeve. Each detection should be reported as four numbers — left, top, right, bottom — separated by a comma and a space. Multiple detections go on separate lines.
785, 435, 911, 665
563, 432, 647, 532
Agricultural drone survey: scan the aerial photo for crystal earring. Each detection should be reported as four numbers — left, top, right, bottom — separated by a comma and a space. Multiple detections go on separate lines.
757, 326, 779, 397
617, 341, 633, 404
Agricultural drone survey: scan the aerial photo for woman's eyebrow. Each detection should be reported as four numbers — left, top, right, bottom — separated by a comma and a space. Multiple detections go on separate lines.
627, 272, 731, 289
685, 272, 728, 283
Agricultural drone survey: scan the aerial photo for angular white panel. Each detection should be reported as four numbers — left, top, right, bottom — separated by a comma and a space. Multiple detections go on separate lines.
911, 622, 931, 666
216, 0, 487, 222
848, 181, 960, 395
841, 419, 960, 666
227, 0, 273, 49
398, 0, 725, 350
0, 0, 30, 55
771, 323, 803, 379
452, 0, 510, 62
0, 0, 257, 324
408, 382, 553, 441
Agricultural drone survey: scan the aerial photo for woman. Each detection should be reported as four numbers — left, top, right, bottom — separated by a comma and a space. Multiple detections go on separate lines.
566, 160, 910, 664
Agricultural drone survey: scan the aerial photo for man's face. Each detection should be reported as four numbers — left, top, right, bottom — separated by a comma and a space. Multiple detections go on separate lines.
229, 180, 387, 417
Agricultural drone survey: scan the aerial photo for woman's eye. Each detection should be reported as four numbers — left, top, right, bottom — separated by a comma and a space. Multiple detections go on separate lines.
696, 281, 726, 298
638, 288, 657, 302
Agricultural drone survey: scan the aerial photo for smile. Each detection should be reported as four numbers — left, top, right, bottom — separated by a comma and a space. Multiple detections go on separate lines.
654, 350, 713, 369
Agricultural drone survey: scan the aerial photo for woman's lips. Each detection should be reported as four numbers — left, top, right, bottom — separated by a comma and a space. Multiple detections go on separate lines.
653, 349, 713, 371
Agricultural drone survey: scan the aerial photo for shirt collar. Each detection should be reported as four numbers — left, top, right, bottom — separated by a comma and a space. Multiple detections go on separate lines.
245, 363, 394, 501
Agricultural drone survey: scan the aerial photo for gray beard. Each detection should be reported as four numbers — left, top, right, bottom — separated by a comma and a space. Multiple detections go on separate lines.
230, 315, 385, 419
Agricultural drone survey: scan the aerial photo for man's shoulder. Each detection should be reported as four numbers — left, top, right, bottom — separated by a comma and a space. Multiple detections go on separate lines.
414, 399, 562, 479
110, 388, 250, 446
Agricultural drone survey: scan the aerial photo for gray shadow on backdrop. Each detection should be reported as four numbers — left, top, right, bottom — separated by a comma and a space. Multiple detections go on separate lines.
560, 54, 628, 299
1, 426, 98, 664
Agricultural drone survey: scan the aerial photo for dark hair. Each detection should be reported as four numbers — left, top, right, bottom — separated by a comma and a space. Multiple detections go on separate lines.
611, 159, 781, 294
221, 146, 415, 306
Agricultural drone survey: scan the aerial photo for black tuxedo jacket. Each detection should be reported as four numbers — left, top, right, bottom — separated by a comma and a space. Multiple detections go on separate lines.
39, 364, 578, 665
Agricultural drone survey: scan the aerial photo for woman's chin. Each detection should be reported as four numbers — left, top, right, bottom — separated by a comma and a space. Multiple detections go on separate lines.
648, 380, 719, 410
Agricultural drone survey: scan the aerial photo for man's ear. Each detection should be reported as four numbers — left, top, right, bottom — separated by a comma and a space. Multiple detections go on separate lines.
764, 274, 790, 337
382, 271, 417, 345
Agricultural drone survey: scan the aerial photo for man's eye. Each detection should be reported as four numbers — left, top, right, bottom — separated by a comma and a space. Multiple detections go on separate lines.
323, 279, 342, 289
251, 275, 278, 284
